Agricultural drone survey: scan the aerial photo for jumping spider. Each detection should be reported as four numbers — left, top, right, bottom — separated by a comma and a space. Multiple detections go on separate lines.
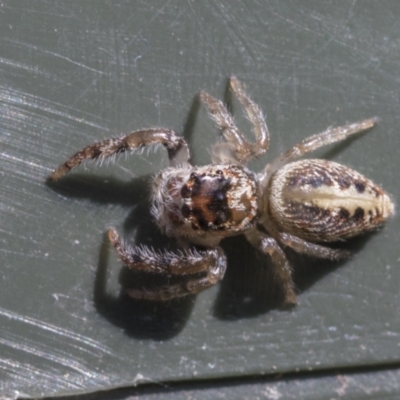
50, 77, 394, 306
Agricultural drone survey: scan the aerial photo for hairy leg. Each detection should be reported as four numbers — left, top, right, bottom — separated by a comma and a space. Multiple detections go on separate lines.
278, 232, 351, 260
50, 128, 190, 180
229, 76, 270, 153
246, 230, 297, 307
108, 228, 227, 301
200, 77, 270, 164
128, 253, 227, 301
268, 118, 377, 172
202, 78, 270, 164
109, 228, 218, 275
200, 90, 253, 164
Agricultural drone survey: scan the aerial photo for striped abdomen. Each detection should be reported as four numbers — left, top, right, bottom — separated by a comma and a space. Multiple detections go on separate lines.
269, 159, 394, 242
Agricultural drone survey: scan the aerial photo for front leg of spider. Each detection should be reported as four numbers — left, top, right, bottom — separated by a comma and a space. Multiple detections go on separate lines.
108, 229, 227, 301
200, 76, 270, 164
50, 128, 190, 181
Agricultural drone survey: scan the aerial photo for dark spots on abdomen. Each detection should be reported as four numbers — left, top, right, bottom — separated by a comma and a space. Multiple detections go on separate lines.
285, 202, 331, 224
354, 180, 366, 193
353, 207, 365, 222
338, 208, 350, 220
337, 176, 351, 189
308, 176, 324, 188
286, 168, 333, 188
287, 175, 300, 188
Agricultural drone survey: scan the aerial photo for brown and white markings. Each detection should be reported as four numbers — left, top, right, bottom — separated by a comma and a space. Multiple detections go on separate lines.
50, 77, 395, 307
269, 159, 393, 242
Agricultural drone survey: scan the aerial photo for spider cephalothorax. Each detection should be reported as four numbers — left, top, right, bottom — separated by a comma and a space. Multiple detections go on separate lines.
151, 164, 260, 242
50, 77, 394, 306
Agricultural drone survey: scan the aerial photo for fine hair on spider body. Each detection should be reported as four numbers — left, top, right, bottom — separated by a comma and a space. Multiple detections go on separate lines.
50, 77, 394, 307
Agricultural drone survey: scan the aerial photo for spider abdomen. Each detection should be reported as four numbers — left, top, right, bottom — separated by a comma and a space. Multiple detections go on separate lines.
269, 159, 394, 242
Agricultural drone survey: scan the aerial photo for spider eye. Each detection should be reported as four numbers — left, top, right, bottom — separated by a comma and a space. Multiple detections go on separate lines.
190, 172, 202, 184
180, 184, 191, 198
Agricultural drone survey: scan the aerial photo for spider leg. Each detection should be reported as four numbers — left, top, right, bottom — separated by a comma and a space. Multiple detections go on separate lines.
229, 76, 270, 154
109, 228, 217, 275
246, 230, 297, 307
201, 77, 269, 164
278, 232, 352, 260
200, 89, 252, 164
108, 228, 227, 301
50, 128, 190, 180
128, 255, 227, 301
268, 118, 377, 172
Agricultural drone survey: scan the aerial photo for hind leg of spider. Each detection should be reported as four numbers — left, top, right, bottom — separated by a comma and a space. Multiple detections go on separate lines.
246, 230, 297, 307
278, 233, 352, 260
50, 128, 190, 180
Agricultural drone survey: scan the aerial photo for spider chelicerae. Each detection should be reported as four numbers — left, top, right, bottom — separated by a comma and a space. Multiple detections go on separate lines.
50, 77, 394, 306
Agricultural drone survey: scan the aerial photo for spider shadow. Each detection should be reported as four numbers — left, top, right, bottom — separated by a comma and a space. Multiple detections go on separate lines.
290, 233, 376, 297
321, 128, 371, 161
213, 235, 283, 320
46, 172, 147, 206
48, 173, 196, 340
95, 227, 197, 341
213, 232, 374, 320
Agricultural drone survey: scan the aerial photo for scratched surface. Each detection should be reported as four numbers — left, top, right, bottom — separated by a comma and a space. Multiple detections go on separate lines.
1, 1, 400, 398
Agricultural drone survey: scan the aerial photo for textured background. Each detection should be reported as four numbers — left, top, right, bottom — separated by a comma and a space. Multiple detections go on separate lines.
1, 1, 399, 398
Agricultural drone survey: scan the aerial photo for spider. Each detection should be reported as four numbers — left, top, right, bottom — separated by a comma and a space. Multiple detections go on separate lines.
50, 77, 394, 306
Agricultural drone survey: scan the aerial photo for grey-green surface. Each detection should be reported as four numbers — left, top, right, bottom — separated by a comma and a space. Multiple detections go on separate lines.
53, 367, 400, 400
1, 1, 399, 398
